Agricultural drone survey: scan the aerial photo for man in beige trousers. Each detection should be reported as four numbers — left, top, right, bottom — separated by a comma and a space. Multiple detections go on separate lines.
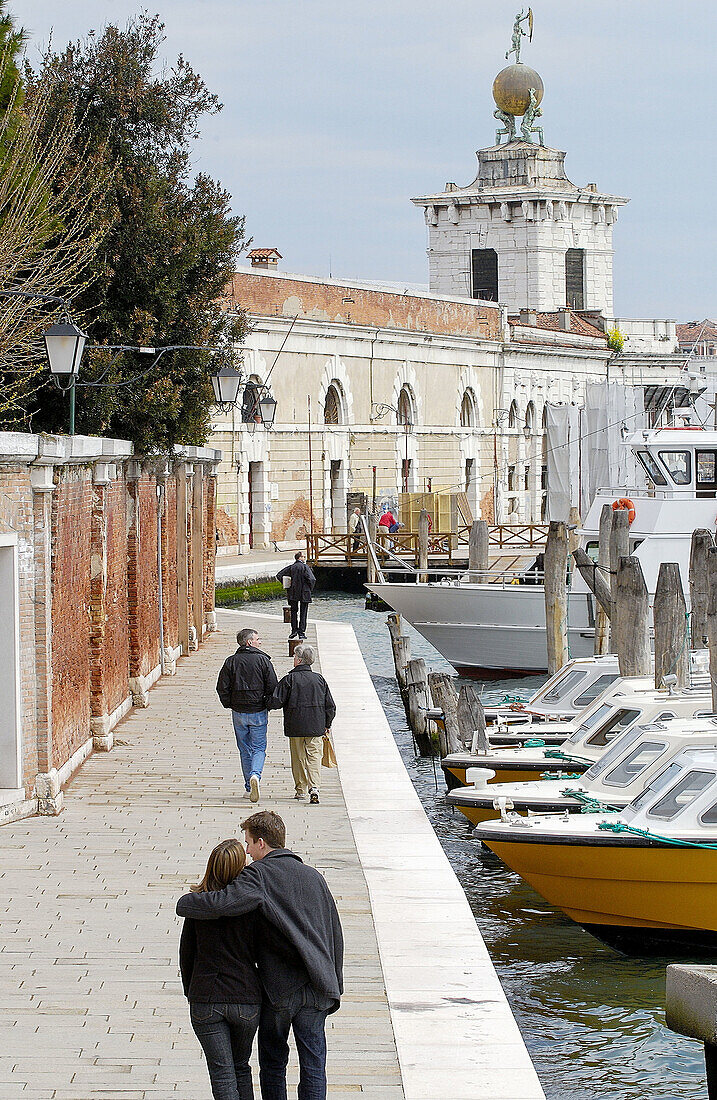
269, 644, 336, 805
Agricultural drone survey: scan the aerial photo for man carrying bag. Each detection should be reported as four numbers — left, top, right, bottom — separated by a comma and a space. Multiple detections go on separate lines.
276, 550, 316, 641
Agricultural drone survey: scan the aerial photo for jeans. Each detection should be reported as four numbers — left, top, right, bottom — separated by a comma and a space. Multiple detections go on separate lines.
258, 986, 333, 1100
190, 1001, 260, 1100
289, 600, 308, 637
232, 711, 268, 790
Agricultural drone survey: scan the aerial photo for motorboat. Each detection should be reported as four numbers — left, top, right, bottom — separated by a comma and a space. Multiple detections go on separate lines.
442, 679, 713, 787
480, 654, 619, 726
473, 744, 717, 955
367, 428, 717, 678
447, 716, 717, 824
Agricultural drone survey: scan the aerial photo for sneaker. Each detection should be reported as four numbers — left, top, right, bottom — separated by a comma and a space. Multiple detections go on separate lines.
298, 633, 307, 640
242, 789, 251, 800
249, 775, 260, 803
294, 790, 305, 801
309, 788, 320, 805
288, 633, 299, 641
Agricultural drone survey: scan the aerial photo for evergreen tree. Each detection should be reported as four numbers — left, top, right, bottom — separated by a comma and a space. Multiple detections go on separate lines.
28, 14, 247, 451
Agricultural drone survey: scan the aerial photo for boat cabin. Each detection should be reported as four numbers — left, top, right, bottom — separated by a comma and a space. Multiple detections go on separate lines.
623, 744, 717, 835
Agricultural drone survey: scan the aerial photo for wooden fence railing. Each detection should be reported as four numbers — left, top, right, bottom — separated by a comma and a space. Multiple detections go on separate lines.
307, 523, 548, 567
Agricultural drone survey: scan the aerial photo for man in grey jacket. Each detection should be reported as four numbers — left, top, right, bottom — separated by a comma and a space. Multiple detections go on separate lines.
177, 810, 343, 1100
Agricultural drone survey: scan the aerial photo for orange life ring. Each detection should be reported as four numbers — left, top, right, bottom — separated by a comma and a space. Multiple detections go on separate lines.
612, 497, 636, 524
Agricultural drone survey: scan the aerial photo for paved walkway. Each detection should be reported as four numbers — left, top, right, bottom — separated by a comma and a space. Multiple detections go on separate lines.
0, 612, 403, 1099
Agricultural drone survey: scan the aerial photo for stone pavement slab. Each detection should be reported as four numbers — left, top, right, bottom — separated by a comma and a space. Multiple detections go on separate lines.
0, 610, 402, 1098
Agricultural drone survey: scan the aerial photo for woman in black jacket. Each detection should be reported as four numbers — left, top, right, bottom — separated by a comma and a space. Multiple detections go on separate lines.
180, 839, 261, 1100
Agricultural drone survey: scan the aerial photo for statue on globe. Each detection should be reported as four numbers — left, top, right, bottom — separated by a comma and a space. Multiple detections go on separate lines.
520, 87, 544, 145
494, 106, 517, 144
505, 8, 533, 63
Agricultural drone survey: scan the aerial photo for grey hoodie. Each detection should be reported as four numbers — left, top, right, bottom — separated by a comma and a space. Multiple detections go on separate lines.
176, 848, 343, 1011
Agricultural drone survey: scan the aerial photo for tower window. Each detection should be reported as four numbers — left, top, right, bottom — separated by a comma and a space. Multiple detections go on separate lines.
471, 249, 498, 302
565, 248, 585, 310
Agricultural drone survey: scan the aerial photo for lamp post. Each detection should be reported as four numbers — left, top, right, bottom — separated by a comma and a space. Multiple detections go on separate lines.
43, 321, 88, 435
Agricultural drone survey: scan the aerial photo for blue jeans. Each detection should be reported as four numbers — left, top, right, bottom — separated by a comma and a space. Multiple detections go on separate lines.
232, 711, 268, 790
190, 1002, 260, 1100
258, 986, 333, 1100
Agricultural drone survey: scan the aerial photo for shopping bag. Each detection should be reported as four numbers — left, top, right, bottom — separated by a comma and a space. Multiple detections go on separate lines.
282, 575, 291, 590
321, 734, 337, 768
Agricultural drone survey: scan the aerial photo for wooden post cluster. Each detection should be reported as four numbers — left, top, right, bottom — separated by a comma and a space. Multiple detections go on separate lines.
427, 673, 462, 755
653, 562, 689, 690
386, 612, 433, 754
613, 556, 651, 678
690, 529, 713, 649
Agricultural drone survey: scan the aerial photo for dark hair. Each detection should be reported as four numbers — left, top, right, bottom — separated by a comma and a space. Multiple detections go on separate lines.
192, 839, 246, 892
294, 551, 304, 560
241, 810, 286, 850
237, 627, 258, 646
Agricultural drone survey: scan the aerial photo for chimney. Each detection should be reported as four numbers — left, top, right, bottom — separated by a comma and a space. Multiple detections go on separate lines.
519, 308, 538, 326
558, 309, 572, 331
248, 248, 282, 271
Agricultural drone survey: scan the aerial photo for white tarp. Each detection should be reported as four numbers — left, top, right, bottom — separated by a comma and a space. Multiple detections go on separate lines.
545, 403, 581, 521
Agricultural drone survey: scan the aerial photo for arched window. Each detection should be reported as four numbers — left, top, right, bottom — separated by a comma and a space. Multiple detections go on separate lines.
324, 383, 341, 425
460, 388, 476, 428
397, 385, 414, 428
525, 401, 535, 434
508, 400, 519, 428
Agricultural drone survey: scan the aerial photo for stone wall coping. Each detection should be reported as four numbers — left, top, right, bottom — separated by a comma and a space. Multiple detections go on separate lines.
0, 433, 40, 462
0, 432, 220, 469
173, 443, 222, 465
666, 964, 717, 1044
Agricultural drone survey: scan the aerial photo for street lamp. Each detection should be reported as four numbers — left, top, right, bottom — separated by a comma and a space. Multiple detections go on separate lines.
210, 364, 243, 412
257, 390, 277, 428
43, 321, 87, 383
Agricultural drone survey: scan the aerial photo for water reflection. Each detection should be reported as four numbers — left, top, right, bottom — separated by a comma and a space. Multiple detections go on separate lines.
235, 592, 706, 1100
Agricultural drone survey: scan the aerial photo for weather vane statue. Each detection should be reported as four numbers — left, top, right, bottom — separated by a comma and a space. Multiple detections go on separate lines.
492, 8, 544, 145
505, 8, 533, 63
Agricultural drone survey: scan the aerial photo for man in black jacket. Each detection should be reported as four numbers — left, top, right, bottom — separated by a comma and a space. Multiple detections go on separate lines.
216, 627, 278, 803
269, 643, 336, 805
276, 550, 316, 640
176, 810, 343, 1100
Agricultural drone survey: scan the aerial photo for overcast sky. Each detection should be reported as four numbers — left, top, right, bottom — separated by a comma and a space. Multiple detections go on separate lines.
17, 0, 717, 320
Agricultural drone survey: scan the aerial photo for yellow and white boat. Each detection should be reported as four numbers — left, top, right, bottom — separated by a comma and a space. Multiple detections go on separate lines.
447, 717, 717, 825
442, 679, 710, 787
473, 745, 717, 955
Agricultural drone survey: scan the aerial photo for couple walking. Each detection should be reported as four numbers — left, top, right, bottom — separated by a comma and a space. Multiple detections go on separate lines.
217, 627, 336, 806
178, 810, 343, 1100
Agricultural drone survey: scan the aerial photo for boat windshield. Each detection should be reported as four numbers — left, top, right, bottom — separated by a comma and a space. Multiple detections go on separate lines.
584, 708, 642, 748
659, 450, 691, 485
540, 669, 586, 704
635, 450, 668, 486
601, 740, 669, 788
564, 703, 613, 744
646, 770, 716, 821
582, 726, 646, 780
572, 674, 619, 708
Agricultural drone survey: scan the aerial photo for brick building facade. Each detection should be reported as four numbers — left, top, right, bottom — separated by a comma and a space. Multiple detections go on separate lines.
0, 433, 220, 825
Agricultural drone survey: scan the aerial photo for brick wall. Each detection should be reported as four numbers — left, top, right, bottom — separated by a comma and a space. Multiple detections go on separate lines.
100, 476, 130, 717
51, 469, 93, 768
227, 271, 502, 340
127, 473, 160, 680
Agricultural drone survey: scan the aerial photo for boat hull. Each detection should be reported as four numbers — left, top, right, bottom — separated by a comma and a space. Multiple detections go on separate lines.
482, 836, 717, 954
366, 581, 594, 677
442, 759, 588, 786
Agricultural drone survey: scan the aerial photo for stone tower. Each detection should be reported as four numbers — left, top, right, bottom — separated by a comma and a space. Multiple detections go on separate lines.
413, 42, 629, 315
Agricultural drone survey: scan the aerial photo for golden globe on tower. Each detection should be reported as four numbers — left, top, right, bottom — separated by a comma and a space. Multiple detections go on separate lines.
492, 64, 544, 118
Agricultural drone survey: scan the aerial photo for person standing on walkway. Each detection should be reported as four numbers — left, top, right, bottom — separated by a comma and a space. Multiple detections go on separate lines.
276, 550, 316, 641
177, 810, 343, 1100
348, 507, 362, 553
179, 839, 261, 1100
216, 628, 278, 804
269, 644, 335, 805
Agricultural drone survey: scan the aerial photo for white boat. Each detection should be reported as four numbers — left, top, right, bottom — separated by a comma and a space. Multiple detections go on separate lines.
368, 428, 717, 677
481, 653, 619, 726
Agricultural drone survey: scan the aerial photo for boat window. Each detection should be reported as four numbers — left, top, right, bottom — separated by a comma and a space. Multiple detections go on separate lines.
602, 741, 668, 788
572, 674, 619, 708
585, 708, 641, 748
697, 452, 717, 484
635, 450, 667, 486
542, 669, 586, 703
585, 541, 599, 564
630, 762, 682, 811
655, 712, 676, 721
582, 726, 645, 780
647, 769, 715, 821
565, 703, 613, 744
699, 802, 717, 825
658, 450, 691, 485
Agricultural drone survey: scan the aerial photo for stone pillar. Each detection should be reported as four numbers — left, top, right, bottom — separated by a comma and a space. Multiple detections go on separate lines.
191, 463, 204, 646
126, 459, 149, 706
88, 461, 115, 750
157, 462, 176, 676
31, 464, 62, 814
204, 468, 218, 632
175, 461, 190, 655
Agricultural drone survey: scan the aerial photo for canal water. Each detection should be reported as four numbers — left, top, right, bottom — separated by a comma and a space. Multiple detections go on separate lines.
234, 591, 705, 1100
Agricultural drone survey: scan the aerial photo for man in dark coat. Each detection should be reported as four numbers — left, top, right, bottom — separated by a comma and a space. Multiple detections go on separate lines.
216, 627, 278, 803
269, 643, 336, 805
177, 810, 343, 1100
276, 550, 316, 640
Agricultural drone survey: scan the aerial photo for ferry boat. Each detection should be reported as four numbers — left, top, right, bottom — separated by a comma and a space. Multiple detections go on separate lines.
367, 428, 717, 678
447, 716, 717, 824
442, 677, 712, 787
473, 744, 717, 955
